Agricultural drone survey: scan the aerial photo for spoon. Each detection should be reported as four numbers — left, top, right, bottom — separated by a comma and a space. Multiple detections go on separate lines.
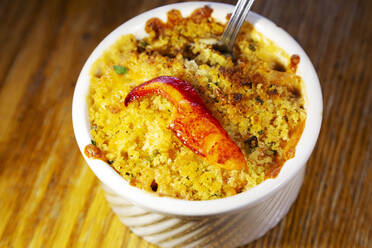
214, 0, 255, 57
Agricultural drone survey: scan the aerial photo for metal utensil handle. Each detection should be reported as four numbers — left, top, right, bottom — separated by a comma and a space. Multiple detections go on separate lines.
221, 0, 255, 52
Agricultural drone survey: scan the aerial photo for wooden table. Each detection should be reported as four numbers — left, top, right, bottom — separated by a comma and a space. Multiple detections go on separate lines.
0, 0, 370, 247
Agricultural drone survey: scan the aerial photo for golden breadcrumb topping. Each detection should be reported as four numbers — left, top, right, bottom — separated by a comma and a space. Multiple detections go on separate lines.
86, 6, 306, 200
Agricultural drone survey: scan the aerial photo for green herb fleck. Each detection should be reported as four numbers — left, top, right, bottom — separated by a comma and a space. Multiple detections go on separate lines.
91, 140, 96, 146
233, 93, 243, 102
113, 65, 127, 75
258, 130, 264, 135
245, 136, 258, 149
270, 149, 278, 156
249, 44, 256, 51
139, 40, 148, 48
255, 96, 264, 104
210, 193, 221, 198
138, 40, 149, 53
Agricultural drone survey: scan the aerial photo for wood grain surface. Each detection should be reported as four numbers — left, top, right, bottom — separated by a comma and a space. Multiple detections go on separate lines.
0, 0, 371, 247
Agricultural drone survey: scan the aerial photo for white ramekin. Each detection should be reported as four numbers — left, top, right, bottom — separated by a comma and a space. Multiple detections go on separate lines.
72, 2, 322, 247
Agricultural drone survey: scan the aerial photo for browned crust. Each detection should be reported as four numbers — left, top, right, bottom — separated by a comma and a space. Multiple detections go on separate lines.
190, 5, 213, 23
289, 54, 300, 73
265, 119, 306, 178
145, 6, 214, 36
84, 144, 102, 159
145, 18, 166, 37
167, 9, 183, 24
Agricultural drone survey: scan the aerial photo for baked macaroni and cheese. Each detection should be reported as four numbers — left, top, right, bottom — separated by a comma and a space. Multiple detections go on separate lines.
85, 6, 306, 200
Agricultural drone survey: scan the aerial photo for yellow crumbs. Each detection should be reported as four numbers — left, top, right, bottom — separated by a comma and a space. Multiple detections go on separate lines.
87, 6, 306, 200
